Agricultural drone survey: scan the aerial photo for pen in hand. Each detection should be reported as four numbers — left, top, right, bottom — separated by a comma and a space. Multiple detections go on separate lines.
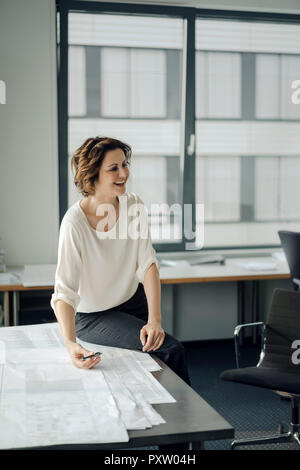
82, 351, 102, 361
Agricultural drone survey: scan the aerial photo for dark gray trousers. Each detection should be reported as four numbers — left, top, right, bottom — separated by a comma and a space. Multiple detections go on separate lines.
75, 283, 191, 386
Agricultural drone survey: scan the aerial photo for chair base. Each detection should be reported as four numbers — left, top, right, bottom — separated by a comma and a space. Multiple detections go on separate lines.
231, 429, 300, 450
231, 396, 300, 449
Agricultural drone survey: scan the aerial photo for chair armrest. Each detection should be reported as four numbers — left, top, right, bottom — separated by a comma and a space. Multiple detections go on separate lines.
234, 322, 265, 369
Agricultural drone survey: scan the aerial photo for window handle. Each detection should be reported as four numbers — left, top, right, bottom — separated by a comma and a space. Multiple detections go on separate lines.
187, 134, 195, 156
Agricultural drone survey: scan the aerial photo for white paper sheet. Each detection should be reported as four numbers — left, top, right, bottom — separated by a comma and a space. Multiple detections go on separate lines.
22, 264, 56, 287
160, 259, 177, 267
0, 323, 64, 349
132, 391, 166, 426
98, 350, 176, 405
272, 252, 287, 263
103, 368, 152, 430
0, 360, 129, 448
0, 365, 27, 448
79, 337, 162, 372
5, 348, 70, 365
0, 323, 176, 449
236, 261, 278, 271
24, 367, 128, 448
0, 273, 21, 285
128, 350, 162, 372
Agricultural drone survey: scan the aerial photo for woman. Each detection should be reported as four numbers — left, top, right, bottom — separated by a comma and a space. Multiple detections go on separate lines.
51, 136, 190, 385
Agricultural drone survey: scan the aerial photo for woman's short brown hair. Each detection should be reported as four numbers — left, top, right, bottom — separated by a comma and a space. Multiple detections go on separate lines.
71, 136, 132, 196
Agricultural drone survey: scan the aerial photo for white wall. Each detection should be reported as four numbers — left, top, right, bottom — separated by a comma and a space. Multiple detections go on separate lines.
0, 0, 59, 266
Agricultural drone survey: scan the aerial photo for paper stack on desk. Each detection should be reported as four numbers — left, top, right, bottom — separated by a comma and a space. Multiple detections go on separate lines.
0, 323, 175, 449
235, 261, 278, 271
22, 264, 56, 287
0, 272, 21, 285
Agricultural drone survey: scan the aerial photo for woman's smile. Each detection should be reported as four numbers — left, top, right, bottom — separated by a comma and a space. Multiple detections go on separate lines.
114, 181, 126, 188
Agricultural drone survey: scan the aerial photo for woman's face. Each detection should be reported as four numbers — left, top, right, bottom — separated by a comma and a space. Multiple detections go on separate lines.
95, 148, 130, 198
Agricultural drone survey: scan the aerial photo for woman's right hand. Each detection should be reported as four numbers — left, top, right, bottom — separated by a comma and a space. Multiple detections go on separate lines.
65, 340, 101, 369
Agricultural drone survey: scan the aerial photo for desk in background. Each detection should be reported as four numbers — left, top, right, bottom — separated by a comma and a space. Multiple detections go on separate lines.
159, 257, 291, 342
0, 257, 291, 334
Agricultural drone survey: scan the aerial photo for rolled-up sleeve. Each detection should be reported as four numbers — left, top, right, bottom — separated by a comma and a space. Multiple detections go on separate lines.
135, 197, 160, 284
50, 220, 82, 315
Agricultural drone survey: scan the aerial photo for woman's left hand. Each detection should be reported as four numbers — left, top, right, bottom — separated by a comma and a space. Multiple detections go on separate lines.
140, 322, 165, 352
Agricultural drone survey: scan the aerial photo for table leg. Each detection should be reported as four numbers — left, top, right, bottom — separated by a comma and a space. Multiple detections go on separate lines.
3, 291, 10, 327
252, 280, 258, 344
237, 281, 245, 345
161, 284, 174, 335
13, 291, 19, 326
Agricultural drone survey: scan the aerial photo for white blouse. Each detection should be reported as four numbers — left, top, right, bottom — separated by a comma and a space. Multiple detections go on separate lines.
50, 192, 159, 314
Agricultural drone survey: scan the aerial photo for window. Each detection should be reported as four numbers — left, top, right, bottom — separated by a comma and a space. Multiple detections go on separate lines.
256, 156, 300, 221
194, 18, 300, 248
67, 12, 184, 247
101, 48, 167, 118
196, 52, 241, 119
256, 54, 300, 119
68, 46, 86, 116
58, 5, 300, 250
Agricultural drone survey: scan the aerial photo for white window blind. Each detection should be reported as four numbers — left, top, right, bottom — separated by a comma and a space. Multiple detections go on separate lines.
196, 52, 241, 118
68, 46, 86, 116
256, 54, 280, 119
101, 48, 166, 118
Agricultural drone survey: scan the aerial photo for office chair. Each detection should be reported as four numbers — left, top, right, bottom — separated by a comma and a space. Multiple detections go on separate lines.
278, 230, 300, 291
220, 288, 300, 449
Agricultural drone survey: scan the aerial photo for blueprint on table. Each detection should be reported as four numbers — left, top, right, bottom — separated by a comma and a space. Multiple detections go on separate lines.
0, 323, 176, 449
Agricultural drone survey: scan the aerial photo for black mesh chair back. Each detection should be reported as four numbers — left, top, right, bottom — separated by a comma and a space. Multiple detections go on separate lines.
262, 289, 300, 372
278, 230, 300, 290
